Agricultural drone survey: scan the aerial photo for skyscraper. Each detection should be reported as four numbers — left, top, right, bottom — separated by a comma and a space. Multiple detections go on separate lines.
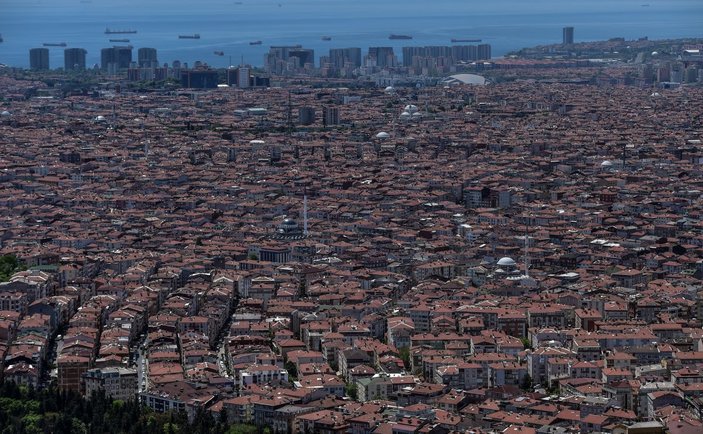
137, 48, 158, 68
101, 46, 133, 71
367, 47, 395, 68
288, 48, 315, 68
181, 68, 218, 88
29, 48, 50, 70
329, 48, 362, 69
477, 44, 492, 60
323, 107, 340, 126
563, 27, 574, 45
64, 48, 87, 71
298, 107, 315, 125
237, 67, 250, 88
265, 45, 317, 73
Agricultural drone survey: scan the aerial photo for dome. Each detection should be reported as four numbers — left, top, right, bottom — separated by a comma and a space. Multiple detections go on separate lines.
281, 218, 297, 227
442, 73, 487, 86
411, 111, 423, 117
249, 139, 266, 145
404, 104, 419, 113
376, 132, 390, 139
497, 257, 516, 267
399, 111, 411, 119
600, 160, 613, 167
384, 86, 395, 93
371, 277, 392, 288
0, 111, 11, 117
273, 216, 304, 239
95, 115, 106, 122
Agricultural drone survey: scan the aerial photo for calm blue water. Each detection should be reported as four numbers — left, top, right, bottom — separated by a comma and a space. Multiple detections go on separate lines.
1, 0, 702, 69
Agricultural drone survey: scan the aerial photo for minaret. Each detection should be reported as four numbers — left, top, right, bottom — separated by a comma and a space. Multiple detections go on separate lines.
303, 190, 309, 237
524, 226, 530, 278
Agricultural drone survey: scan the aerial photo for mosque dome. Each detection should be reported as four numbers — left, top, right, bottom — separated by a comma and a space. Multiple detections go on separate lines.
95, 115, 106, 122
274, 217, 302, 238
404, 104, 419, 113
384, 86, 395, 93
600, 160, 613, 167
376, 132, 390, 139
1, 111, 11, 117
281, 218, 298, 228
497, 257, 517, 267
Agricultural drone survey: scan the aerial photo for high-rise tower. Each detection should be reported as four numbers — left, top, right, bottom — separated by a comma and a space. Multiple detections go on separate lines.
563, 26, 574, 45
64, 48, 87, 71
137, 48, 158, 68
29, 48, 50, 70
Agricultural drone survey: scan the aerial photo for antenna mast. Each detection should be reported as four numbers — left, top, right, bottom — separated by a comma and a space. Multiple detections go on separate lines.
524, 220, 530, 278
286, 91, 292, 146
303, 189, 309, 237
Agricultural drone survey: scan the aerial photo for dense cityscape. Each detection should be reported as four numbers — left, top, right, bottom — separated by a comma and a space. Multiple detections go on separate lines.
1, 22, 703, 434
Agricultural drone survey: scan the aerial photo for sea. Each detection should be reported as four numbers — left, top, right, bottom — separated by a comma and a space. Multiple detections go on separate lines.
0, 0, 702, 69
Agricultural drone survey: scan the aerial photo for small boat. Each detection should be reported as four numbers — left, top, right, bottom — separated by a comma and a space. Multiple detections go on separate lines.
179, 34, 200, 39
109, 38, 130, 43
321, 36, 332, 41
249, 40, 262, 45
451, 38, 482, 43
214, 51, 224, 56
43, 42, 67, 47
389, 34, 412, 40
105, 28, 137, 34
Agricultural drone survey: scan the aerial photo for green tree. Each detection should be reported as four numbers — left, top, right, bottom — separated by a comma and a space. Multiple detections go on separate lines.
345, 383, 358, 400
398, 347, 411, 370
285, 360, 298, 380
0, 255, 25, 282
520, 374, 533, 391
225, 424, 258, 434
298, 280, 306, 298
0, 380, 259, 434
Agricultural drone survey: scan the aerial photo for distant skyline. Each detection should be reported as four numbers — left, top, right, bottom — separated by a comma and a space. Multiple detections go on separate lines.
1, 0, 702, 68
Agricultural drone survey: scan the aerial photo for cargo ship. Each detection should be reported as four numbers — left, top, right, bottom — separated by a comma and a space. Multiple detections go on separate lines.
249, 40, 262, 45
389, 34, 412, 40
109, 38, 130, 43
179, 34, 200, 39
105, 28, 137, 34
43, 42, 67, 47
451, 38, 482, 43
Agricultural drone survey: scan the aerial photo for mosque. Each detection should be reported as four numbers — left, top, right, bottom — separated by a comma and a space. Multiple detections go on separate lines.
272, 192, 309, 241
